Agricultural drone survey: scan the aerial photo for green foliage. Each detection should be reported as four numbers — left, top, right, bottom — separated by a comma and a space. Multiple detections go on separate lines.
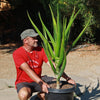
27, 4, 91, 88
49, 0, 96, 43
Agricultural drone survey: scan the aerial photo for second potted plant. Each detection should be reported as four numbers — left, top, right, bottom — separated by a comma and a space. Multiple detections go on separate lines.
27, 4, 91, 100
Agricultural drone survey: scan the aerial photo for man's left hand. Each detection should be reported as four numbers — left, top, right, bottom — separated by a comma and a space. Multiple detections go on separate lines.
67, 78, 76, 86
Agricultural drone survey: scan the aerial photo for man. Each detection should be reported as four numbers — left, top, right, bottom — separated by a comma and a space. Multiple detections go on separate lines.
13, 29, 75, 100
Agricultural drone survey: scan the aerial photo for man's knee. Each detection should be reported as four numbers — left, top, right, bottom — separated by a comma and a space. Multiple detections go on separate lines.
18, 87, 31, 100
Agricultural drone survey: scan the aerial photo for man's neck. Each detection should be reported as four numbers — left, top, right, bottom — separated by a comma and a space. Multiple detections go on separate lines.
23, 45, 33, 53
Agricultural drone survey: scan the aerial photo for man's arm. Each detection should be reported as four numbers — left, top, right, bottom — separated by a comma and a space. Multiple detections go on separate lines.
62, 72, 76, 85
20, 62, 50, 93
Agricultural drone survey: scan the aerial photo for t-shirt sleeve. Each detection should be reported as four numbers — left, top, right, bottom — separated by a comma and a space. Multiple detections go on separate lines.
42, 48, 48, 63
13, 51, 26, 68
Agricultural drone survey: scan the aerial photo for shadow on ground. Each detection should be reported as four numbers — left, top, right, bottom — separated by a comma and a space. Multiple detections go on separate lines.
74, 79, 100, 100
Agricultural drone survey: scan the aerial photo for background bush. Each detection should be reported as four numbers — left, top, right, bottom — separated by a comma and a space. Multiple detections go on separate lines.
0, 0, 100, 44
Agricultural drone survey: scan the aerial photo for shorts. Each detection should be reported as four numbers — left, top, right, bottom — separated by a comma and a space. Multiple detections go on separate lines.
16, 75, 55, 94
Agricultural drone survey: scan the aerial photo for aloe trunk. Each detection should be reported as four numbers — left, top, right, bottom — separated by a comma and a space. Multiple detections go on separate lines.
27, 4, 91, 89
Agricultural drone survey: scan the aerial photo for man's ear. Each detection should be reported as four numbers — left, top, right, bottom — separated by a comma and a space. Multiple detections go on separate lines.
23, 38, 28, 44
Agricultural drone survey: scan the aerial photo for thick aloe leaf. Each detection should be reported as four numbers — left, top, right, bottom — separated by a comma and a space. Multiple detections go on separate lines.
49, 5, 57, 42
57, 55, 66, 81
38, 13, 55, 47
49, 5, 58, 54
42, 24, 48, 40
56, 17, 66, 70
72, 17, 91, 47
55, 4, 61, 57
27, 11, 47, 43
42, 43, 56, 74
65, 8, 81, 40
42, 29, 55, 60
66, 16, 91, 55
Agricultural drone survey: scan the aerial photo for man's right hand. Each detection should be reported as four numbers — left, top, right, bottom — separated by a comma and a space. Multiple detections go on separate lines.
39, 81, 50, 93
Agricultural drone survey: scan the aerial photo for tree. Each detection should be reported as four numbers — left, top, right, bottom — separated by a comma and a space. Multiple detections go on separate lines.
49, 0, 96, 43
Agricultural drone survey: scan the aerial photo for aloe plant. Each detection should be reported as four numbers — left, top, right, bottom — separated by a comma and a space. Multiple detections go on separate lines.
27, 4, 91, 89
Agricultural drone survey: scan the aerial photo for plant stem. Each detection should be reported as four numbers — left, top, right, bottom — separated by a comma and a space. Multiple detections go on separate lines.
56, 76, 60, 89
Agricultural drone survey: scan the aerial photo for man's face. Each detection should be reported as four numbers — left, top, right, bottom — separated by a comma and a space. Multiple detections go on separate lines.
25, 36, 38, 47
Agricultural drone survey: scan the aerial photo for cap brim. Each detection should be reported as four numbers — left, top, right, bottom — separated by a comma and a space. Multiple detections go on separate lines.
30, 33, 39, 37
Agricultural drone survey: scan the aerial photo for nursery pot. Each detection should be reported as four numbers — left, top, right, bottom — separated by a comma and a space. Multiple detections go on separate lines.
45, 81, 75, 100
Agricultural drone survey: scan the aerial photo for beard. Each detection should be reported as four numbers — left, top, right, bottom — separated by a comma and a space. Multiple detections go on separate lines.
33, 42, 38, 47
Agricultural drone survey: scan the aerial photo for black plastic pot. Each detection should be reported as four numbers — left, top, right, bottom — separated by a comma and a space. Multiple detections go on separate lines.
45, 81, 75, 100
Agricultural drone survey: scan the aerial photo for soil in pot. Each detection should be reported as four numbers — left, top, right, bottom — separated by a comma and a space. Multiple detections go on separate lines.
45, 81, 75, 100
49, 81, 73, 89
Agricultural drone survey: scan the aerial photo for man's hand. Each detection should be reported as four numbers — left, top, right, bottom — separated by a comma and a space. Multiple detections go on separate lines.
67, 78, 76, 85
39, 81, 50, 93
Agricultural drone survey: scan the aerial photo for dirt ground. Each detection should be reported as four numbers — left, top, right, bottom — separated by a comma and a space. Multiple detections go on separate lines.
0, 43, 100, 79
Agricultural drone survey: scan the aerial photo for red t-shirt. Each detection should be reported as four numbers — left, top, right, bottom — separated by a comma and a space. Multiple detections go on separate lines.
13, 46, 48, 86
